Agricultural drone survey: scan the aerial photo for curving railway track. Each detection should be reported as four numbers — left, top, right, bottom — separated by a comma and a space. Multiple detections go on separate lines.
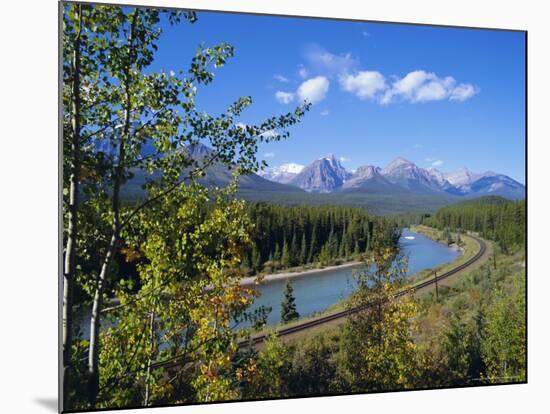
152, 234, 487, 370
238, 234, 487, 348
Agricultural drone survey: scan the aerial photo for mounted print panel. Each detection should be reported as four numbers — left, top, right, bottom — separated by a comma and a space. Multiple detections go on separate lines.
60, 1, 526, 412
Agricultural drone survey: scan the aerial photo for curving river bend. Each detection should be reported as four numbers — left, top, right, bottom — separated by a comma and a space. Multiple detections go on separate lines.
75, 228, 459, 336
246, 228, 460, 326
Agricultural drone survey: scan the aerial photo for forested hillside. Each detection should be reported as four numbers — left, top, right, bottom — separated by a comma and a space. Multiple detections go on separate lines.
424, 196, 525, 253
241, 204, 400, 274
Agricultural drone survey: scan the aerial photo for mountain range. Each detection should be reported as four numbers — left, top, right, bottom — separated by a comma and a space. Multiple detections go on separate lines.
122, 144, 524, 214
258, 155, 525, 200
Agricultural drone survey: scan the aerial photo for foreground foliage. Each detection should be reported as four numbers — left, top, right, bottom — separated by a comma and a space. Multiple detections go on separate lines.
244, 250, 525, 397
62, 2, 525, 407
62, 3, 307, 409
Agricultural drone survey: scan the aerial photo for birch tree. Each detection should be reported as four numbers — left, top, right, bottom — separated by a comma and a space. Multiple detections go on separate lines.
62, 3, 308, 409
338, 233, 421, 391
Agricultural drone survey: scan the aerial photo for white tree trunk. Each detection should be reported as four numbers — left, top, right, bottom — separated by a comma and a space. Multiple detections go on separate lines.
144, 309, 156, 406
62, 4, 82, 410
86, 11, 138, 406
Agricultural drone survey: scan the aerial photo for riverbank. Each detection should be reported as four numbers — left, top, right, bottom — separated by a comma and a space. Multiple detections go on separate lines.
240, 260, 363, 286
247, 229, 491, 345
240, 226, 455, 287
406, 225, 480, 286
411, 224, 462, 251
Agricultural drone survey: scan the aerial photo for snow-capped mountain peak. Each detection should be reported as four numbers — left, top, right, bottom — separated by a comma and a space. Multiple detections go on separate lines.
287, 155, 351, 193
277, 163, 305, 174
257, 153, 524, 199
258, 163, 305, 184
444, 167, 479, 187
381, 157, 415, 174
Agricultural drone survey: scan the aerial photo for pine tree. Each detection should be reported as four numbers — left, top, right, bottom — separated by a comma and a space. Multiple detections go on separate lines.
327, 228, 337, 258
308, 224, 317, 263
251, 245, 262, 274
273, 242, 281, 262
281, 280, 299, 323
281, 240, 290, 268
338, 234, 345, 258
290, 231, 298, 266
319, 243, 331, 266
299, 233, 307, 265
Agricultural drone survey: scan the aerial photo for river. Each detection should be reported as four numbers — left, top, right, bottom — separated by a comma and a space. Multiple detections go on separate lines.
244, 228, 460, 326
74, 228, 459, 336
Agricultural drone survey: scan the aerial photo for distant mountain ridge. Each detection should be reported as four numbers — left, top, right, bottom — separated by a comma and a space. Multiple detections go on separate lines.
122, 144, 524, 214
122, 142, 306, 200
261, 155, 525, 200
286, 154, 351, 193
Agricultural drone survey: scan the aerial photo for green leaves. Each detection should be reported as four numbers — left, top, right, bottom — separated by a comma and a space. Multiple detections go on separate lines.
481, 275, 526, 382
63, 3, 310, 409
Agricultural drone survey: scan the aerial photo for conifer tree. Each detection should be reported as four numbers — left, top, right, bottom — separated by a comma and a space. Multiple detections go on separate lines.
319, 243, 331, 266
290, 231, 298, 266
281, 239, 290, 268
299, 233, 308, 265
339, 234, 347, 258
273, 242, 281, 262
308, 224, 318, 263
251, 245, 262, 274
281, 280, 299, 323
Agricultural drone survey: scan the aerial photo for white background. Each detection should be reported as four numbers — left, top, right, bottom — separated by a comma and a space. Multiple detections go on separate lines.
0, 0, 547, 413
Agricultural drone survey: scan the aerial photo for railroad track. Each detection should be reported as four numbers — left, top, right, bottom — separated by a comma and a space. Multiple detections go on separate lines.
152, 234, 487, 369
238, 234, 487, 348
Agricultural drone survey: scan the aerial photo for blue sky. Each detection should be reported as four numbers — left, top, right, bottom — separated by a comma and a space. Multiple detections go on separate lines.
151, 10, 526, 183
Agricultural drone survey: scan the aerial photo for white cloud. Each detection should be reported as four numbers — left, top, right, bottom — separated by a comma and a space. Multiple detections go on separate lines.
274, 74, 289, 83
320, 109, 329, 116
339, 71, 387, 100
275, 91, 295, 104
291, 45, 478, 106
431, 160, 444, 167
297, 76, 330, 104
237, 124, 279, 140
304, 45, 358, 76
264, 152, 276, 158
298, 65, 309, 79
362, 31, 370, 38
415, 79, 452, 102
381, 70, 478, 104
450, 83, 478, 101
414, 143, 423, 149
275, 76, 330, 105
339, 156, 351, 163
260, 130, 278, 139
